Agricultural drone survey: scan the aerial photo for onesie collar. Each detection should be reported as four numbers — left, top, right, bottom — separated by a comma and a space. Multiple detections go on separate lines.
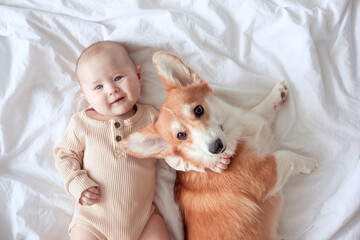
80, 104, 144, 127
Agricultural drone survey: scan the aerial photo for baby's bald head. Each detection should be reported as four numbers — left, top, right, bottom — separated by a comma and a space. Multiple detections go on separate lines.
76, 41, 135, 83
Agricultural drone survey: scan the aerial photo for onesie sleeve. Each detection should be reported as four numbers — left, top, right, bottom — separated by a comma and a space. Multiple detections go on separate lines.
54, 115, 99, 203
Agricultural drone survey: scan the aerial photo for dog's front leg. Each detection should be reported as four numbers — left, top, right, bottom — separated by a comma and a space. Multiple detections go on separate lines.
265, 150, 319, 199
251, 81, 288, 124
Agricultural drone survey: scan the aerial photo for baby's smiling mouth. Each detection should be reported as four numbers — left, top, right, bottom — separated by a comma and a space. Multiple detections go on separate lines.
111, 96, 125, 104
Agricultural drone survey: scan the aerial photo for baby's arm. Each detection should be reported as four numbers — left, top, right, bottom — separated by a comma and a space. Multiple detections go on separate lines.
54, 116, 99, 203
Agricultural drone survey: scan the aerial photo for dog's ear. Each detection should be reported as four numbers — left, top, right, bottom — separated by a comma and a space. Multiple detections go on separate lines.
121, 124, 172, 159
152, 52, 203, 91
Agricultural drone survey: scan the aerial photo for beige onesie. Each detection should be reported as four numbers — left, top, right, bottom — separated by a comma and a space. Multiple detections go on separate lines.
54, 104, 160, 240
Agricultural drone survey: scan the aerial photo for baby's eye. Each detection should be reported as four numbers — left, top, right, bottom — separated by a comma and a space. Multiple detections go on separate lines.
95, 85, 103, 90
114, 76, 123, 82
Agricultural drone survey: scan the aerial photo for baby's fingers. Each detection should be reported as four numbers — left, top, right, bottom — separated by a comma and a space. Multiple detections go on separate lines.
79, 187, 101, 205
220, 157, 231, 164
210, 163, 228, 173
87, 186, 100, 196
83, 190, 100, 200
210, 166, 223, 174
216, 162, 229, 170
80, 196, 99, 205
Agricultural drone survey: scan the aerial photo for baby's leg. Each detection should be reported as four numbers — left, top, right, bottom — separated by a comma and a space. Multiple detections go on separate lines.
139, 213, 170, 240
70, 226, 99, 240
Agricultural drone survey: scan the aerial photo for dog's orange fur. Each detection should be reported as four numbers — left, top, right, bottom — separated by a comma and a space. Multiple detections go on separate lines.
175, 141, 281, 240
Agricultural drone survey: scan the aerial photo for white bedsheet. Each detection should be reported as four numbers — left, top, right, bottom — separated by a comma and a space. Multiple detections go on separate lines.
1, 0, 359, 239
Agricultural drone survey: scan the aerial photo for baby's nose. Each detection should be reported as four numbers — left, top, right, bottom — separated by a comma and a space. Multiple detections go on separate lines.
108, 86, 119, 96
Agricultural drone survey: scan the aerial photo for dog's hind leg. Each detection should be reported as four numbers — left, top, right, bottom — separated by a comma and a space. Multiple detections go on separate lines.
265, 150, 319, 199
251, 81, 288, 124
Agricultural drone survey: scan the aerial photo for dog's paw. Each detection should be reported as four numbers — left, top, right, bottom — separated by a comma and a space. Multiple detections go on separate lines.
299, 157, 319, 174
271, 81, 288, 109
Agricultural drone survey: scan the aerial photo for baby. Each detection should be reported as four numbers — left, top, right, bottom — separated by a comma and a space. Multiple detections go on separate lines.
54, 41, 230, 240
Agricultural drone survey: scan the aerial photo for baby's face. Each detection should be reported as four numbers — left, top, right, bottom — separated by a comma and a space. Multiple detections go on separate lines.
77, 49, 141, 119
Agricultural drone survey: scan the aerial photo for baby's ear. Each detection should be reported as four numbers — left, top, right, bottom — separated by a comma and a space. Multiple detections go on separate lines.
136, 65, 142, 84
121, 124, 171, 159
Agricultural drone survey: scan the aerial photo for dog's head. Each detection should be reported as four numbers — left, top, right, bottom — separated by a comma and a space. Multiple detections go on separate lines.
122, 52, 233, 168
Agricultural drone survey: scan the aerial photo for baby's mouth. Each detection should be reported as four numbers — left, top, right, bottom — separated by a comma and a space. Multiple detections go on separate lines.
111, 96, 125, 104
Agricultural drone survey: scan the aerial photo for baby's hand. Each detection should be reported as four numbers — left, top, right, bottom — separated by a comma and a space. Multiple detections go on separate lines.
209, 154, 232, 173
79, 186, 101, 205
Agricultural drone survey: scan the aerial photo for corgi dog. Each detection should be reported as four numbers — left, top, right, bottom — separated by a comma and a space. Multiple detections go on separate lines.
121, 52, 319, 240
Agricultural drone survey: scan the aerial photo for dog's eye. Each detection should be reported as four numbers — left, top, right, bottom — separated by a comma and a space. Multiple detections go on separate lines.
194, 105, 204, 118
177, 132, 187, 140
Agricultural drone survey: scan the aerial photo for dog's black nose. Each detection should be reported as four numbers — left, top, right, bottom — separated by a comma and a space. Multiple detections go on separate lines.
209, 138, 224, 154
